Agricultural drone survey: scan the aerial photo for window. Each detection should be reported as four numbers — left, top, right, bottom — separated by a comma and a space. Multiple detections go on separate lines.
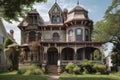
52, 15, 56, 23
29, 15, 38, 24
29, 31, 36, 42
52, 15, 61, 24
53, 33, 59, 41
85, 29, 89, 41
57, 16, 61, 23
76, 28, 82, 41
68, 30, 73, 41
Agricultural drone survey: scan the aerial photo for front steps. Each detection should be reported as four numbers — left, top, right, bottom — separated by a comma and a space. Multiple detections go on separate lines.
47, 65, 58, 74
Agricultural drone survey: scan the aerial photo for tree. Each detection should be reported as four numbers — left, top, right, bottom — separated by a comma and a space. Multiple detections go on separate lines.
92, 0, 120, 68
4, 37, 20, 70
0, 0, 47, 22
29, 41, 40, 61
4, 38, 14, 48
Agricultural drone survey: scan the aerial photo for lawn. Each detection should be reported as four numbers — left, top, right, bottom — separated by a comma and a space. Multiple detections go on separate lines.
60, 74, 120, 80
0, 71, 48, 80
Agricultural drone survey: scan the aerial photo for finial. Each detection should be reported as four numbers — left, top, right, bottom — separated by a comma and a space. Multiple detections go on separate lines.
77, 0, 79, 5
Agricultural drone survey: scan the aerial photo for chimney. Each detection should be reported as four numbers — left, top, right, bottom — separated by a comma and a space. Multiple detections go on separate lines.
63, 8, 68, 22
10, 30, 14, 38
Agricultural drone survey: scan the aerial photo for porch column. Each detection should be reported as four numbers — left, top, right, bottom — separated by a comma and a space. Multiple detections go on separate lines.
74, 48, 77, 64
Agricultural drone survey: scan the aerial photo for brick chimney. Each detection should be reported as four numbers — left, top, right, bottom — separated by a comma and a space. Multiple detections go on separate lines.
10, 30, 14, 38
63, 8, 68, 22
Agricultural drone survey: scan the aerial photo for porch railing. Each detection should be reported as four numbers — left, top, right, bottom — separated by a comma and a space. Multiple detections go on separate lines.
61, 60, 103, 65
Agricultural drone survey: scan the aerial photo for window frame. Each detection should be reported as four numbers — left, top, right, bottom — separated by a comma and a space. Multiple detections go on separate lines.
53, 32, 60, 41
29, 31, 36, 42
68, 29, 73, 41
85, 29, 89, 41
75, 28, 82, 41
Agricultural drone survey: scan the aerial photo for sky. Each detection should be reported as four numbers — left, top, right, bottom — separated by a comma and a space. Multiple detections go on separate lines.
3, 0, 112, 56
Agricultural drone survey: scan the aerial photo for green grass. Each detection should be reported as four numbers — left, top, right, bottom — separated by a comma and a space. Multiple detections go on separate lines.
60, 74, 120, 80
0, 71, 48, 80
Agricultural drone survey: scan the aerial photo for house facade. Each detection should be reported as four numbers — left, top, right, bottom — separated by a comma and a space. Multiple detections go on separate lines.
18, 2, 104, 73
0, 19, 8, 72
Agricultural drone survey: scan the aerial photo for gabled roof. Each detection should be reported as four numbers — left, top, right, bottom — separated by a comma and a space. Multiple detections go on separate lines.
48, 2, 62, 14
28, 9, 39, 14
18, 9, 45, 28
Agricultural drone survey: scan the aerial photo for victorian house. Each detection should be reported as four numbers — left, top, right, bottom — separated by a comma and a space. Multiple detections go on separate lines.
18, 2, 104, 73
0, 19, 7, 71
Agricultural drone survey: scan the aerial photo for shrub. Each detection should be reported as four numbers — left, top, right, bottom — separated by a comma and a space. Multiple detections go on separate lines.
65, 62, 75, 74
73, 65, 80, 74
81, 59, 93, 73
57, 66, 62, 74
93, 64, 106, 74
82, 68, 89, 74
18, 64, 43, 75
18, 65, 28, 74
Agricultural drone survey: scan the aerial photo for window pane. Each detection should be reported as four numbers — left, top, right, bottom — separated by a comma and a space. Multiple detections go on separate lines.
52, 15, 61, 24
29, 31, 36, 42
53, 33, 59, 41
76, 35, 81, 41
57, 16, 61, 23
76, 29, 82, 41
68, 30, 73, 36
77, 29, 81, 35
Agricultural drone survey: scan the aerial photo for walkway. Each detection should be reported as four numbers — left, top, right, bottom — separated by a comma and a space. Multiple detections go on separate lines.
48, 75, 60, 80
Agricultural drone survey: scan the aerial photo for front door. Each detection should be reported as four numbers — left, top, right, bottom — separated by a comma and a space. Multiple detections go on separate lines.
47, 47, 58, 65
48, 52, 58, 65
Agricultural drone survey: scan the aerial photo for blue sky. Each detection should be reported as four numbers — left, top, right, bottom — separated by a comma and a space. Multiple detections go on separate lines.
3, 0, 112, 56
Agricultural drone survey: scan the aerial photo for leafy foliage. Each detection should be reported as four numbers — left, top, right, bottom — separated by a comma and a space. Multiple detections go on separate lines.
73, 65, 80, 74
92, 0, 120, 67
18, 64, 43, 75
4, 38, 13, 48
65, 62, 75, 74
81, 59, 93, 74
0, 0, 47, 22
4, 38, 20, 70
93, 64, 106, 74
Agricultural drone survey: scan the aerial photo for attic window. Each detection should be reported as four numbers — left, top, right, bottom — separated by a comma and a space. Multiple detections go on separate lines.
52, 15, 61, 24
29, 15, 38, 24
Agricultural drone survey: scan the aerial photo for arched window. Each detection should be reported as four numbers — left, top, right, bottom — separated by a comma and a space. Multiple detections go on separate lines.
76, 28, 82, 41
53, 33, 59, 41
85, 29, 89, 41
68, 29, 73, 41
29, 31, 36, 42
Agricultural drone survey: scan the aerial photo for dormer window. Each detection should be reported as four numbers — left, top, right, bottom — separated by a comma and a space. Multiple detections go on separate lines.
52, 15, 61, 24
29, 15, 38, 24
56, 15, 61, 23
